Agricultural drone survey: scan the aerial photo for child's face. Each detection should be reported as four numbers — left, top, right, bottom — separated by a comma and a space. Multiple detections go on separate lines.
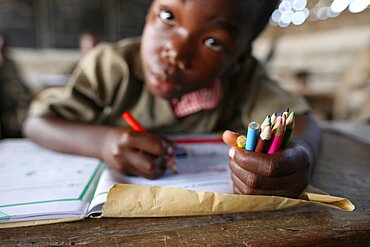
141, 0, 254, 99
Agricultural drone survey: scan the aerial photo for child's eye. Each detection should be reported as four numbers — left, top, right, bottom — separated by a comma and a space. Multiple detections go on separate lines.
204, 38, 223, 52
159, 9, 176, 25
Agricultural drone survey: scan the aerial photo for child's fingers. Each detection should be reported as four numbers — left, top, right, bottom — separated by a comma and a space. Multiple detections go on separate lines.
230, 173, 303, 198
228, 147, 271, 176
161, 140, 178, 174
229, 159, 308, 191
222, 130, 239, 147
229, 147, 306, 177
233, 185, 242, 195
120, 149, 162, 178
117, 130, 164, 156
165, 155, 178, 174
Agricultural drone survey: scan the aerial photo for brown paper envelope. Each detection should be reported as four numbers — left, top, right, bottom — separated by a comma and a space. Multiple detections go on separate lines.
102, 184, 354, 218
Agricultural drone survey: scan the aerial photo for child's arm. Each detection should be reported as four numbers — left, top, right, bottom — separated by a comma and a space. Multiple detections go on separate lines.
23, 116, 174, 179
223, 113, 322, 198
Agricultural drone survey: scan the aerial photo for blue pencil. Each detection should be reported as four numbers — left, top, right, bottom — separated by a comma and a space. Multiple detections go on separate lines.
245, 121, 260, 151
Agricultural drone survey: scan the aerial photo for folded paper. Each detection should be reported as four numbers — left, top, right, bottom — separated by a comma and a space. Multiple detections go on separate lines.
102, 184, 354, 218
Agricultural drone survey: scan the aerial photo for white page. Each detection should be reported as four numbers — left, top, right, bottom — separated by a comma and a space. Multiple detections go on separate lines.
0, 139, 103, 223
88, 140, 232, 215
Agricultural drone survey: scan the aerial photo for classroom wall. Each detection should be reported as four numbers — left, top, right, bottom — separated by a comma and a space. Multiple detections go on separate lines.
0, 0, 151, 48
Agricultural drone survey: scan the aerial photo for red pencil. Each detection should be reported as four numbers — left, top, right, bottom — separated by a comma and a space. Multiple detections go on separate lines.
122, 112, 145, 132
255, 121, 272, 153
122, 111, 177, 174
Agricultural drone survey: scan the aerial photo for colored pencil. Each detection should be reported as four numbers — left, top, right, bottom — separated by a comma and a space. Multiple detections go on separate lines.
281, 111, 295, 148
255, 120, 272, 153
282, 107, 289, 119
245, 121, 260, 151
271, 112, 277, 127
260, 115, 271, 130
122, 112, 145, 132
236, 135, 247, 148
267, 117, 284, 154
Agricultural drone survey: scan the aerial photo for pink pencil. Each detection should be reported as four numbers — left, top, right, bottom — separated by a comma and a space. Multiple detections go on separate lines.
267, 117, 284, 154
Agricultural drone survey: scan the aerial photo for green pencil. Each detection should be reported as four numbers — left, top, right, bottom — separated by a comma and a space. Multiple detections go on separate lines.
281, 112, 295, 148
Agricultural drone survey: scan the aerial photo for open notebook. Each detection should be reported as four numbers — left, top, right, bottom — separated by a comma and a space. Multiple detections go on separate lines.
0, 137, 231, 224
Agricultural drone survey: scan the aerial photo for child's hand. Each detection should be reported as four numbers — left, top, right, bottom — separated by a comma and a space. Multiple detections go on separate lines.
101, 128, 175, 179
223, 130, 311, 198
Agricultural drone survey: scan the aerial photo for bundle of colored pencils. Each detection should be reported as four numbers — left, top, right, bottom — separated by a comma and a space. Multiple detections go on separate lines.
237, 108, 295, 154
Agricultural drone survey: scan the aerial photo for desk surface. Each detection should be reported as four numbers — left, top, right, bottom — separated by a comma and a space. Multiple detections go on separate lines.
1, 130, 370, 246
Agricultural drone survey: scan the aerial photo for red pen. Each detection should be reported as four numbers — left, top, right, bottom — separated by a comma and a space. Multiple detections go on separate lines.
122, 112, 177, 174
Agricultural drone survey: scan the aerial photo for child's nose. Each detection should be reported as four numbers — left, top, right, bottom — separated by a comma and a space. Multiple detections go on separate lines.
161, 32, 192, 70
160, 49, 189, 71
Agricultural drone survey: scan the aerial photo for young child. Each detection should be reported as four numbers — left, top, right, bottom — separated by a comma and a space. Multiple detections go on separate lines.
24, 0, 321, 198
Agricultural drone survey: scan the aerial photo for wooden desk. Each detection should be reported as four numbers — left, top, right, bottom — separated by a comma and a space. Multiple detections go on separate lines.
1, 130, 370, 246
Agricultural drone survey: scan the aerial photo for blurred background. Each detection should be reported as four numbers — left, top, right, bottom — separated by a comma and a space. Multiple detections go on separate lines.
0, 0, 369, 126
255, 0, 370, 123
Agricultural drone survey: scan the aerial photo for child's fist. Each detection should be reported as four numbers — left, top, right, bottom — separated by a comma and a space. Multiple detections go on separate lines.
102, 128, 174, 179
223, 130, 310, 198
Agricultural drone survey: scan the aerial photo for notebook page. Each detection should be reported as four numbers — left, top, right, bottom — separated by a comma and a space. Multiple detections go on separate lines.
0, 139, 103, 223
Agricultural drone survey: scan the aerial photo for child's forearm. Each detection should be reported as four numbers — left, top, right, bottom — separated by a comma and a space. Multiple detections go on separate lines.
293, 113, 322, 174
23, 116, 115, 160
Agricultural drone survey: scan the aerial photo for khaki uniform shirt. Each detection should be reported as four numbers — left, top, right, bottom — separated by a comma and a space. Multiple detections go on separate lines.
29, 37, 309, 134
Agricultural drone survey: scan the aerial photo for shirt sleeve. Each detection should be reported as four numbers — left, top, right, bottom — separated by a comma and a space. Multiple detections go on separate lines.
28, 43, 130, 124
241, 64, 310, 125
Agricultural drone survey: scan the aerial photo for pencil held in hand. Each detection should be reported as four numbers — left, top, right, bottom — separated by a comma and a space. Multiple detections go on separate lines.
232, 108, 294, 154
245, 121, 260, 151
122, 112, 145, 132
255, 119, 272, 153
267, 117, 284, 154
122, 111, 177, 174
236, 135, 247, 148
281, 111, 295, 148
260, 115, 270, 130
271, 112, 278, 126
